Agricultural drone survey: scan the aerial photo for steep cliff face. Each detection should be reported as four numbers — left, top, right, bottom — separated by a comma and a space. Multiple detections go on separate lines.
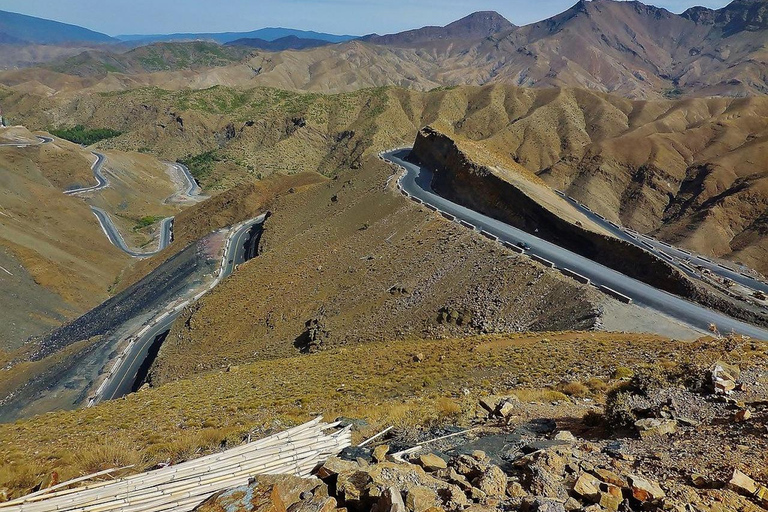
412, 126, 696, 296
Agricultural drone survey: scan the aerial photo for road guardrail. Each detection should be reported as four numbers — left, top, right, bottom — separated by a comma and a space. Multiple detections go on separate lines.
560, 267, 590, 285
598, 285, 633, 304
531, 254, 555, 268
502, 241, 524, 254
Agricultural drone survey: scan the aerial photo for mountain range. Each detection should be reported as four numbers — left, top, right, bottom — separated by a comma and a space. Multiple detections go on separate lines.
225, 35, 336, 51
0, 9, 116, 44
115, 27, 357, 45
2, 0, 766, 98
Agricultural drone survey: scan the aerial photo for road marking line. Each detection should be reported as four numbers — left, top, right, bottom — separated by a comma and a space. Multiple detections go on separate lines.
0, 265, 13, 276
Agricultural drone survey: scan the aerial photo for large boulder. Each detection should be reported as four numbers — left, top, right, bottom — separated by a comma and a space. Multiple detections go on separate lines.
321, 457, 468, 512
194, 475, 324, 512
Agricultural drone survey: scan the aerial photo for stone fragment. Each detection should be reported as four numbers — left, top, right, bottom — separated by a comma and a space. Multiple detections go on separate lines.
478, 397, 497, 415
691, 473, 709, 488
554, 431, 576, 443
452, 454, 485, 479
573, 473, 602, 502
416, 453, 447, 472
447, 468, 472, 491
523, 497, 567, 512
729, 469, 758, 495
634, 418, 677, 438
716, 379, 737, 394
506, 481, 528, 498
194, 484, 285, 512
287, 496, 337, 512
497, 400, 515, 418
316, 457, 359, 480
336, 470, 373, 504
734, 409, 752, 422
413, 353, 425, 363
563, 497, 580, 512
528, 467, 569, 501
374, 486, 406, 512
593, 468, 626, 488
473, 464, 506, 496
711, 361, 740, 395
439, 484, 470, 510
373, 445, 390, 463
598, 491, 621, 511
405, 486, 437, 512
627, 474, 665, 502
469, 487, 486, 501
471, 450, 487, 461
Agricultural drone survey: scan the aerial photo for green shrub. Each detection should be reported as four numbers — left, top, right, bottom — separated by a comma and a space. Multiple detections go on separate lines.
50, 125, 122, 145
134, 216, 162, 230
604, 387, 638, 428
628, 365, 669, 396
178, 150, 221, 181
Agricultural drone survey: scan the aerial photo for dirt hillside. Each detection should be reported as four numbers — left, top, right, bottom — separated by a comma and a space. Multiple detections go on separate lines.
0, 129, 195, 351
147, 156, 604, 385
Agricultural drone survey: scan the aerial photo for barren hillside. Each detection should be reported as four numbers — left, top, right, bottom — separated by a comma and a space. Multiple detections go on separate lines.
147, 155, 604, 385
3, 83, 765, 272
0, 128, 191, 351
0, 133, 128, 349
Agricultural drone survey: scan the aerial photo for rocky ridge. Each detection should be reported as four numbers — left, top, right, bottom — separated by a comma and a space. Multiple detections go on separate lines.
192, 355, 768, 512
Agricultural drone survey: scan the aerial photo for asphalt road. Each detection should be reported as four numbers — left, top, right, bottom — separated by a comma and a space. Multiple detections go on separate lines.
68, 154, 187, 256
96, 217, 265, 402
384, 149, 768, 340
557, 193, 768, 296
0, 135, 53, 147
64, 152, 109, 195
175, 162, 201, 196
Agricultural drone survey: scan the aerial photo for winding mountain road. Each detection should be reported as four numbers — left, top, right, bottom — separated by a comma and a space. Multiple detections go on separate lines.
63, 152, 198, 257
556, 192, 768, 296
384, 149, 768, 340
0, 135, 53, 147
93, 215, 266, 403
64, 152, 109, 196
175, 162, 201, 197
91, 207, 174, 257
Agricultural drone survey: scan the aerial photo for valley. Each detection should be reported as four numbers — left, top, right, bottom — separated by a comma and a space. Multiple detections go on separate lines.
0, 1, 767, 511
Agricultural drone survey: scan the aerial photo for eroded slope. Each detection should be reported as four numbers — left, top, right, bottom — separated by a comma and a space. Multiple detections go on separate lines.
148, 156, 603, 385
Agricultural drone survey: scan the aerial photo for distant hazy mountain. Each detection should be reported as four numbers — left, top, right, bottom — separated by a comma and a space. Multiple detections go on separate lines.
45, 42, 253, 77
4, 1, 767, 99
0, 10, 115, 44
117, 28, 356, 45
226, 35, 335, 51
361, 11, 516, 46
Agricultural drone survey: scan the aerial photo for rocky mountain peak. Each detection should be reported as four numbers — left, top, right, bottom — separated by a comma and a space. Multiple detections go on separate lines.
444, 11, 517, 34
683, 0, 768, 35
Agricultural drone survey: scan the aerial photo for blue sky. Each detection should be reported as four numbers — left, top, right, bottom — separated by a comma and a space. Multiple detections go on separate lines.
3, 0, 732, 36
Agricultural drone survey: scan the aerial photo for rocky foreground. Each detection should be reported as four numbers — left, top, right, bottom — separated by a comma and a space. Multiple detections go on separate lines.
193, 358, 768, 512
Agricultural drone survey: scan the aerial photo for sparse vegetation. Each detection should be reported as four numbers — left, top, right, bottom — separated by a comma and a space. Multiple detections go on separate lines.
663, 87, 684, 99
3, 332, 746, 497
178, 151, 222, 181
50, 125, 123, 145
557, 380, 591, 397
134, 216, 163, 231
